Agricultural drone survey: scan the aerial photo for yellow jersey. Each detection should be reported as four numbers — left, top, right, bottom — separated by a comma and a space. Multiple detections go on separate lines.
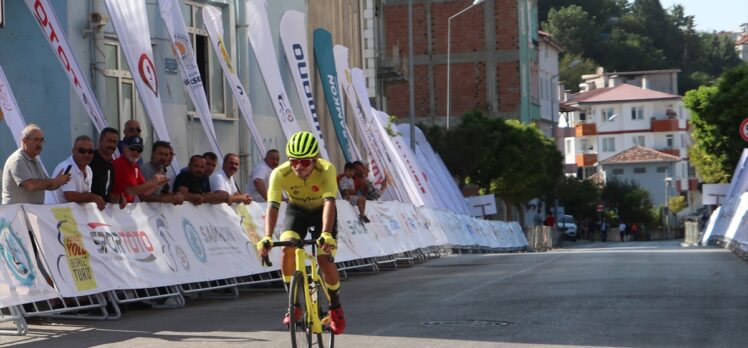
267, 158, 338, 211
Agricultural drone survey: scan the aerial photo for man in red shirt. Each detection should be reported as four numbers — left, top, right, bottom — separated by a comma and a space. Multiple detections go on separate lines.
111, 136, 168, 203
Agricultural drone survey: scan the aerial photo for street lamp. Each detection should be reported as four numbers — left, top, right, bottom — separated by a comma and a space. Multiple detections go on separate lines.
446, 0, 484, 129
664, 176, 673, 238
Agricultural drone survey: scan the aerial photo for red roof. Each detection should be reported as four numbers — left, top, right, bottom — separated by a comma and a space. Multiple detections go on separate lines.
573, 84, 680, 104
599, 146, 681, 164
737, 34, 748, 45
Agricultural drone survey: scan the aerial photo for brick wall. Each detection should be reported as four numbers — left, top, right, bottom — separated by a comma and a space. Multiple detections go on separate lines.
383, 0, 521, 123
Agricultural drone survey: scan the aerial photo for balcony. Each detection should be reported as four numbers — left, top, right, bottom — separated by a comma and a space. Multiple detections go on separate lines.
659, 148, 680, 157
576, 153, 598, 167
651, 118, 679, 132
575, 123, 597, 136
377, 44, 407, 84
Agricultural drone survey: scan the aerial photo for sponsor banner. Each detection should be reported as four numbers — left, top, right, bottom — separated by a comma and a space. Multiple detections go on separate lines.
246, 0, 301, 140
105, 0, 174, 165
0, 65, 27, 144
159, 0, 222, 157
25, 0, 108, 132
333, 48, 389, 194
0, 205, 58, 307
279, 12, 331, 160
335, 200, 379, 260
312, 28, 353, 162
704, 149, 748, 242
25, 203, 258, 297
202, 6, 266, 155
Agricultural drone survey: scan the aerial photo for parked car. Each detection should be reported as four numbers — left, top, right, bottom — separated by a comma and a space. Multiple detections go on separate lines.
556, 215, 578, 241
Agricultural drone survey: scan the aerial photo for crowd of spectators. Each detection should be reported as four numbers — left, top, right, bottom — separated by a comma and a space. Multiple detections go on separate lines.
2, 124, 387, 211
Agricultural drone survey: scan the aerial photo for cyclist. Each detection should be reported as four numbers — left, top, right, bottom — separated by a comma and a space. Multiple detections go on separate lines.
257, 131, 346, 335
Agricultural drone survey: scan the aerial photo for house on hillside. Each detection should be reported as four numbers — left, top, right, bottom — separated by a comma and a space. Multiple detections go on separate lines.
560, 82, 700, 214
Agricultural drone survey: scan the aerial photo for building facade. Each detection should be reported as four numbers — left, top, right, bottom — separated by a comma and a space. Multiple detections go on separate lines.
380, 0, 540, 126
0, 0, 372, 185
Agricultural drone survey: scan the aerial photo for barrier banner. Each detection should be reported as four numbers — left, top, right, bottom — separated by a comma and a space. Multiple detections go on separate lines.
25, 203, 258, 297
246, 0, 301, 140
104, 0, 175, 167
202, 6, 266, 156
703, 149, 748, 243
0, 205, 58, 307
159, 0, 222, 157
25, 0, 108, 133
312, 28, 354, 163
333, 49, 389, 197
334, 201, 377, 261
0, 65, 27, 144
279, 12, 331, 160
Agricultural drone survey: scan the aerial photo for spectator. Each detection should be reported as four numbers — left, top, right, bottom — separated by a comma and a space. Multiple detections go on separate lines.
2, 124, 70, 204
117, 119, 143, 165
173, 155, 223, 205
245, 149, 280, 202
51, 135, 105, 210
619, 221, 626, 242
90, 127, 119, 202
201, 151, 218, 192
630, 223, 639, 241
140, 141, 183, 205
543, 213, 555, 227
355, 161, 390, 201
350, 161, 368, 197
339, 162, 369, 223
600, 219, 609, 242
110, 136, 168, 204
209, 153, 252, 204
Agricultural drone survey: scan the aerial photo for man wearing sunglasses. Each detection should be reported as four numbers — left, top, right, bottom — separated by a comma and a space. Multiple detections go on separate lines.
256, 131, 346, 335
117, 119, 143, 165
111, 136, 168, 204
50, 135, 105, 210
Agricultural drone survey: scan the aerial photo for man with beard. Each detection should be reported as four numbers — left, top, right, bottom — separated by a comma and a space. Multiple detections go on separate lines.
2, 124, 70, 204
172, 155, 224, 205
51, 135, 105, 210
110, 136, 168, 204
140, 140, 183, 205
90, 127, 119, 202
209, 153, 252, 205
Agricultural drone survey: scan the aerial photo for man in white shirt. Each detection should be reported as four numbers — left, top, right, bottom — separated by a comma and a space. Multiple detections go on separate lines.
245, 149, 280, 202
210, 153, 252, 205
51, 135, 105, 210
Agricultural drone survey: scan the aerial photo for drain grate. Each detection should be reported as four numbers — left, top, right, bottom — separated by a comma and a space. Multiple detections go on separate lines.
422, 320, 513, 328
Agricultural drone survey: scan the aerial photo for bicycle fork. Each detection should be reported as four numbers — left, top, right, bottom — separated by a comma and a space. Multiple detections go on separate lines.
296, 248, 324, 334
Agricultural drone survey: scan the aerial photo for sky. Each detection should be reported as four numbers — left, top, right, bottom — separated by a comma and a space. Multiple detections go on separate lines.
658, 0, 748, 32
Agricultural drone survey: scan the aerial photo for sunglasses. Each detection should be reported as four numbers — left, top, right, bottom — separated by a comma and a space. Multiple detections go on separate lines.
76, 148, 94, 155
127, 127, 142, 133
128, 146, 144, 153
289, 158, 313, 168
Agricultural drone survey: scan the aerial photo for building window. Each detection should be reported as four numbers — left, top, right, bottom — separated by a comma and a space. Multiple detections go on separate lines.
565, 139, 572, 154
633, 135, 645, 147
688, 165, 696, 177
602, 137, 615, 152
580, 109, 588, 122
182, 1, 229, 118
602, 107, 615, 121
666, 134, 674, 148
580, 139, 591, 152
612, 168, 624, 175
657, 166, 667, 173
633, 167, 646, 174
630, 106, 644, 120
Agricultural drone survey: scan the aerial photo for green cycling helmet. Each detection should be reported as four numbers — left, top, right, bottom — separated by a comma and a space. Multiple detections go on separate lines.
286, 131, 319, 159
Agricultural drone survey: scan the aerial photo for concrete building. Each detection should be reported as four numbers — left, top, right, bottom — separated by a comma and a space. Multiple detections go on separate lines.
561, 80, 699, 212
0, 0, 373, 185
537, 30, 562, 139
735, 23, 748, 61
580, 67, 680, 95
380, 0, 540, 126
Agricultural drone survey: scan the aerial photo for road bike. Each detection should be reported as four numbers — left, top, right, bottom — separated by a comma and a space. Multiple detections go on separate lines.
262, 238, 335, 348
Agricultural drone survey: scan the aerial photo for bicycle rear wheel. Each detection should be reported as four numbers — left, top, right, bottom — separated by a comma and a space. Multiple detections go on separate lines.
289, 271, 311, 348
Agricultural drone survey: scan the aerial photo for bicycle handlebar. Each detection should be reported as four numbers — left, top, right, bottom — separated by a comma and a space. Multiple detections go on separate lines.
260, 239, 322, 267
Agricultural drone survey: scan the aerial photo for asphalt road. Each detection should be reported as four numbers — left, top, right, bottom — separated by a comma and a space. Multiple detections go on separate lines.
2, 240, 747, 347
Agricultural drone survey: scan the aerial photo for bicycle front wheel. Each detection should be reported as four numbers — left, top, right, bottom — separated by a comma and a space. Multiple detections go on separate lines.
289, 271, 311, 348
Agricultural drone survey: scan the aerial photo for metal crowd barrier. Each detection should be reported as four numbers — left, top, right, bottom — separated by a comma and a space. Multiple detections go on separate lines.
0, 306, 26, 336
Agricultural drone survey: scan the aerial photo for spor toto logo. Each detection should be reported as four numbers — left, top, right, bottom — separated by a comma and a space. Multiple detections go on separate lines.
0, 220, 36, 286
183, 219, 207, 262
138, 53, 159, 96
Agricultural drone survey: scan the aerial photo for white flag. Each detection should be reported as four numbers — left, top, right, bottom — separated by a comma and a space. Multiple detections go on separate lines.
280, 10, 330, 160
159, 0, 222, 157
25, 0, 108, 132
202, 6, 266, 155
0, 65, 27, 144
246, 0, 301, 140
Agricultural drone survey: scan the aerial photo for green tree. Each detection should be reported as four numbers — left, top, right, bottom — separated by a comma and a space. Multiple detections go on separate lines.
556, 176, 601, 221
668, 196, 687, 215
559, 54, 598, 93
543, 5, 600, 57
684, 64, 748, 183
601, 179, 655, 226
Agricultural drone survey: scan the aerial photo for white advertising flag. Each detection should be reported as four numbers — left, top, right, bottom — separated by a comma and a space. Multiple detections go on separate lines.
104, 0, 174, 158
158, 0, 222, 157
25, 0, 108, 132
246, 0, 301, 140
202, 6, 266, 155
280, 11, 330, 160
0, 65, 27, 144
